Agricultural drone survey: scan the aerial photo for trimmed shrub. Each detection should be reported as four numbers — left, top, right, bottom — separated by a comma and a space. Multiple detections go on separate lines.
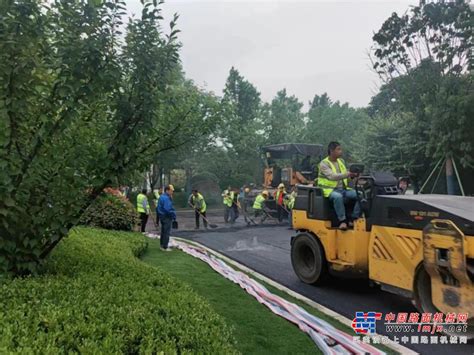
0, 228, 237, 354
79, 194, 138, 231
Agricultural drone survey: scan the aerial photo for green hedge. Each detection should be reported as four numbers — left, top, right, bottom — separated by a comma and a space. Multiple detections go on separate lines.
0, 228, 237, 354
79, 194, 139, 231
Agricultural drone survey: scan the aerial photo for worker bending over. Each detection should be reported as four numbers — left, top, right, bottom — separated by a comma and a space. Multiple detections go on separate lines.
253, 190, 269, 224
317, 141, 360, 230
188, 189, 208, 229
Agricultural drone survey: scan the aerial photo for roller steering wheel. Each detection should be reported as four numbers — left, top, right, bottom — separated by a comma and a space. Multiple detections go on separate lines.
354, 175, 370, 216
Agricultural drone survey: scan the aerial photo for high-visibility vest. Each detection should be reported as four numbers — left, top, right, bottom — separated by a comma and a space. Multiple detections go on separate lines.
191, 193, 207, 213
275, 190, 286, 205
223, 191, 233, 207
137, 193, 150, 214
253, 194, 266, 210
287, 192, 296, 210
153, 191, 160, 206
317, 157, 349, 197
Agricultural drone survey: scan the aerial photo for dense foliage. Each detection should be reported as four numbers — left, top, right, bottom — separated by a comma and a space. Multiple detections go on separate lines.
79, 194, 138, 231
0, 0, 220, 275
361, 0, 473, 190
0, 228, 237, 353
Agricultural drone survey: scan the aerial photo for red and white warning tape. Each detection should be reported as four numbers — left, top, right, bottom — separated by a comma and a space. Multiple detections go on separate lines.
147, 233, 385, 355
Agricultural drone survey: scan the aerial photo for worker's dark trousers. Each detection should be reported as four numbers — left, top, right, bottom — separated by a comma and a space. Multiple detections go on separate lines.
160, 216, 172, 249
195, 210, 208, 228
140, 213, 148, 232
231, 205, 239, 223
224, 206, 232, 223
156, 212, 160, 226
254, 209, 267, 223
277, 204, 286, 222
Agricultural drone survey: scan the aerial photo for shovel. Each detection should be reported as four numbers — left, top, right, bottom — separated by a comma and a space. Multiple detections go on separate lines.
189, 203, 218, 229
239, 202, 258, 226
263, 207, 279, 223
244, 214, 259, 226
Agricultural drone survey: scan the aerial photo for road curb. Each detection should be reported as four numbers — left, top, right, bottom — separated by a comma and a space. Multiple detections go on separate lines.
173, 236, 418, 355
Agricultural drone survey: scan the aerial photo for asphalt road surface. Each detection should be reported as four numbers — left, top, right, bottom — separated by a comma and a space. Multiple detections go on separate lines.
164, 211, 473, 355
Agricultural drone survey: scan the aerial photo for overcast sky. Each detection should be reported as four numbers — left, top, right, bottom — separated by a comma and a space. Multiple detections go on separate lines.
127, 0, 417, 108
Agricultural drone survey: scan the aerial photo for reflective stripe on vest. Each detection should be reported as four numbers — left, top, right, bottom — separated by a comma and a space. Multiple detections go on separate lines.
317, 157, 348, 197
253, 194, 266, 210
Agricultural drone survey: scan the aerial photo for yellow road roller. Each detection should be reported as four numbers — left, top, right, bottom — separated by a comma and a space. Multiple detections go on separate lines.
291, 171, 474, 336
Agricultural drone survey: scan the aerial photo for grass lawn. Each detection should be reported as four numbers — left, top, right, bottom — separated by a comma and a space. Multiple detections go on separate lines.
142, 238, 397, 355
142, 239, 319, 354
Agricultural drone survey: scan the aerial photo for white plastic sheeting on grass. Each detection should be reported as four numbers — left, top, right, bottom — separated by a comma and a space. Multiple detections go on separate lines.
147, 233, 385, 355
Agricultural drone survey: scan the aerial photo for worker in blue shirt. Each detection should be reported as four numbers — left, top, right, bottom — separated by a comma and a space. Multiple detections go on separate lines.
157, 184, 177, 251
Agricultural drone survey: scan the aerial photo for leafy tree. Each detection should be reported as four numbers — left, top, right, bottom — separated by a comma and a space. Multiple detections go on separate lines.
367, 0, 473, 191
371, 0, 471, 81
219, 68, 264, 186
304, 93, 368, 158
1, 0, 122, 275
157, 85, 224, 192
223, 67, 261, 124
263, 89, 304, 145
366, 61, 442, 179
0, 0, 214, 275
353, 113, 415, 173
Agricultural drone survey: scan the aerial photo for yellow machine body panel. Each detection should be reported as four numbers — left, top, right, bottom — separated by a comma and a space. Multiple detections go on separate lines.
292, 185, 474, 334
368, 226, 423, 291
294, 208, 474, 317
292, 210, 369, 273
422, 220, 474, 315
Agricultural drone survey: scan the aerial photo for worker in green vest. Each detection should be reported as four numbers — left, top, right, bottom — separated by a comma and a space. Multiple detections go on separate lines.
252, 190, 269, 224
222, 189, 234, 223
284, 187, 297, 229
188, 189, 208, 229
317, 141, 360, 230
137, 188, 150, 233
